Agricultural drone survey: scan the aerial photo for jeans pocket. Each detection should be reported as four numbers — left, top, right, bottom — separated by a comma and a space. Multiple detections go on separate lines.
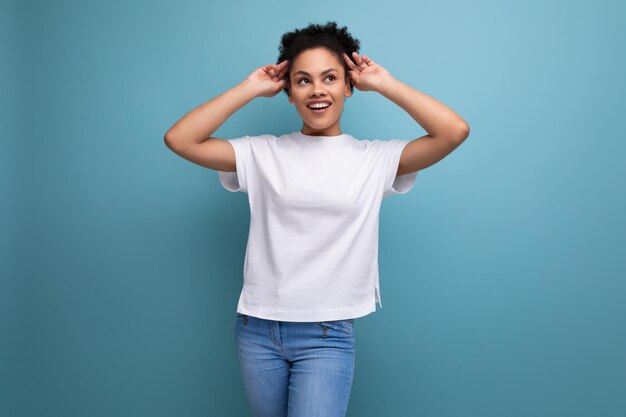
319, 319, 353, 336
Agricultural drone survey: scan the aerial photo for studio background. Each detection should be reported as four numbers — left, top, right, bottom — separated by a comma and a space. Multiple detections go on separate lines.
2, 0, 625, 416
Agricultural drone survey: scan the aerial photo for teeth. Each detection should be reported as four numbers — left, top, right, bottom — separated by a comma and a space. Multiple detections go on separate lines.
308, 103, 330, 109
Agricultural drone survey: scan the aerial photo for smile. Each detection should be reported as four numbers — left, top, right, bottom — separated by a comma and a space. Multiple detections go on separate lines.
307, 103, 332, 114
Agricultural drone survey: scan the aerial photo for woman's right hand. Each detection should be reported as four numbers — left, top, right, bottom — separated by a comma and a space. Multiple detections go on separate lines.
243, 60, 290, 98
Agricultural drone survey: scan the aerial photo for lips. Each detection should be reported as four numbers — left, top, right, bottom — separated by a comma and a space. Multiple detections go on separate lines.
307, 102, 332, 114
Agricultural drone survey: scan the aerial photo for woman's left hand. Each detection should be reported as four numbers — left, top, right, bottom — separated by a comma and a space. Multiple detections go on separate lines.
342, 52, 394, 93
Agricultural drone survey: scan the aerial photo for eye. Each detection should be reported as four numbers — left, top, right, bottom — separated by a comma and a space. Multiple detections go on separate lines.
297, 75, 336, 85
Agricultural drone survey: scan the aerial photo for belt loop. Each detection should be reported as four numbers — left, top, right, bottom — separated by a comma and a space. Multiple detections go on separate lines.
243, 315, 248, 325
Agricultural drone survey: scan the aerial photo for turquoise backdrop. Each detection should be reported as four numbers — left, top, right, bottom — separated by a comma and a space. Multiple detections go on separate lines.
2, 0, 625, 416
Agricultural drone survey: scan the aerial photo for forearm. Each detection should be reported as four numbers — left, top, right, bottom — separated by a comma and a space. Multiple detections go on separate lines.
377, 77, 469, 139
164, 80, 258, 147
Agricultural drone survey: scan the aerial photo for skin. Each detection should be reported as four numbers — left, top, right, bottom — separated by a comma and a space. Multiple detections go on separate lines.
286, 47, 353, 137
165, 47, 470, 176
258, 48, 472, 175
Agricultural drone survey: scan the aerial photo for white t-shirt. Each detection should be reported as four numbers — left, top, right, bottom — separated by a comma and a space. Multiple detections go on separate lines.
217, 130, 417, 322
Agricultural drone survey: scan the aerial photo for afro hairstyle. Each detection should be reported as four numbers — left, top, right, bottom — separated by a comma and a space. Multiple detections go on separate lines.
276, 21, 361, 98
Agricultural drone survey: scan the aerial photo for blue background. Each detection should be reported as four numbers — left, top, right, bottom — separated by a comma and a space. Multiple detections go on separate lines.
2, 0, 625, 416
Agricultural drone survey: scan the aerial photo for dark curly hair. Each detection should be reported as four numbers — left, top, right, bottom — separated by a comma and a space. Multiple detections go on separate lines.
277, 21, 361, 98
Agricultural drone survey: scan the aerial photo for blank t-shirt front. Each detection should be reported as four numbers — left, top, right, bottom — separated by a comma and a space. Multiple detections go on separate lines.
218, 130, 417, 322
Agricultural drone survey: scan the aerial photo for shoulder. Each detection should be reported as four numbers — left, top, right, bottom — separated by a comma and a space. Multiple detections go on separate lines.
228, 133, 279, 148
356, 138, 411, 153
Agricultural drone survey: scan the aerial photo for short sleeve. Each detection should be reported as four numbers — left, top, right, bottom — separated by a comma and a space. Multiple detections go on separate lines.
382, 139, 418, 199
217, 136, 251, 193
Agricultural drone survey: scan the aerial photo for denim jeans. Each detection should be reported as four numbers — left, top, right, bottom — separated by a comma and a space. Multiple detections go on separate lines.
235, 313, 356, 417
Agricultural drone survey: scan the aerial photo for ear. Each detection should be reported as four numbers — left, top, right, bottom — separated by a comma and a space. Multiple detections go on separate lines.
344, 75, 353, 97
286, 79, 294, 103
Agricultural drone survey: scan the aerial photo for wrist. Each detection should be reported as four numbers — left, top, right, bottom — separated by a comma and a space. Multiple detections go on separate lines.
376, 75, 399, 97
237, 79, 262, 100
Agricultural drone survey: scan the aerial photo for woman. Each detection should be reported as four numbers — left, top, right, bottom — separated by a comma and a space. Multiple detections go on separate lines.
164, 21, 469, 417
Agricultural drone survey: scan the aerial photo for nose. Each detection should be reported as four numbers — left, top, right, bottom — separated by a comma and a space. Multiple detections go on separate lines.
309, 80, 327, 97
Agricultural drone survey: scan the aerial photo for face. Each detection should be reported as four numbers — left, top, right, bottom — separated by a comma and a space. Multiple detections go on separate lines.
287, 47, 352, 136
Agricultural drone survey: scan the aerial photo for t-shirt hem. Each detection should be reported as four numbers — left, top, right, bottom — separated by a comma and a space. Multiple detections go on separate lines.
236, 301, 378, 322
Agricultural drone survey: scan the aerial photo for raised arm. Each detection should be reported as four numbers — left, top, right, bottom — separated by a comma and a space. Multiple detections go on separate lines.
163, 60, 289, 171
343, 52, 470, 176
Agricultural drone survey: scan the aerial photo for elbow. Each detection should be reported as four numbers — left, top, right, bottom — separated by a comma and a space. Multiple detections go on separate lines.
454, 123, 470, 143
163, 134, 172, 149
461, 123, 470, 138
163, 130, 177, 150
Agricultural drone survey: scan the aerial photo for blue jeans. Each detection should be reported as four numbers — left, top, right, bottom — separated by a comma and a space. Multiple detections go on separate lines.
235, 313, 356, 417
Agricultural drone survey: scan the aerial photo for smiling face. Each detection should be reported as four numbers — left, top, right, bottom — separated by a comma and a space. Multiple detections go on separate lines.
287, 47, 352, 136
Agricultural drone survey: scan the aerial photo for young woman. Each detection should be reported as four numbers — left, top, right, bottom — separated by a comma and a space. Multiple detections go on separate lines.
165, 21, 469, 417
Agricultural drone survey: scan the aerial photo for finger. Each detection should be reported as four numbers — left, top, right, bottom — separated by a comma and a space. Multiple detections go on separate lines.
273, 66, 288, 80
362, 55, 376, 66
354, 52, 369, 70
353, 52, 367, 70
275, 60, 289, 70
270, 60, 289, 76
352, 51, 363, 64
343, 52, 358, 71
270, 64, 284, 77
346, 52, 358, 68
264, 65, 275, 76
275, 68, 288, 79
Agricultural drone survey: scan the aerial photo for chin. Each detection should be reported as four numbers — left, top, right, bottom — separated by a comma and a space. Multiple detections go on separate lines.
308, 121, 337, 129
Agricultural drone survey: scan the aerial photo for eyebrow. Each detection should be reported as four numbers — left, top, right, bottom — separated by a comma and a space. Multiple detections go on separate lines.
294, 68, 339, 77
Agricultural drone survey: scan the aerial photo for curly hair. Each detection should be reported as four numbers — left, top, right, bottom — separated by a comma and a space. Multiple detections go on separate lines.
277, 21, 361, 98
